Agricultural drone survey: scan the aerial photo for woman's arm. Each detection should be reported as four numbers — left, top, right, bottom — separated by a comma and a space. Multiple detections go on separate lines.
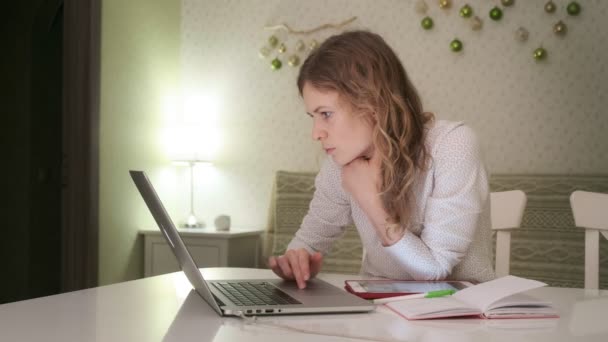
286, 157, 354, 253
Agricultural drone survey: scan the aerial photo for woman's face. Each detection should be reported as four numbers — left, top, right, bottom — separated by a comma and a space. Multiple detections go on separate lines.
302, 82, 374, 166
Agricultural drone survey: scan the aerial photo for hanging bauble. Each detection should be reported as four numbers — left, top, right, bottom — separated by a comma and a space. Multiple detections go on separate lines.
533, 47, 547, 60
268, 35, 279, 47
501, 0, 515, 7
460, 4, 473, 18
515, 27, 529, 42
544, 1, 556, 13
567, 1, 581, 16
489, 7, 503, 21
450, 39, 463, 52
439, 0, 451, 10
287, 55, 300, 67
278, 43, 287, 54
308, 39, 319, 51
259, 46, 270, 58
471, 16, 483, 30
295, 40, 305, 52
271, 58, 282, 70
421, 16, 434, 30
415, 0, 429, 14
553, 21, 567, 36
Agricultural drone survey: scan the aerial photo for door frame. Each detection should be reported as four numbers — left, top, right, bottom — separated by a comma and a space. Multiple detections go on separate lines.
61, 0, 100, 291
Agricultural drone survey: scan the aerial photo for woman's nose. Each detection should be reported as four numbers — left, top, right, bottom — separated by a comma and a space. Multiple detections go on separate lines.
312, 120, 327, 141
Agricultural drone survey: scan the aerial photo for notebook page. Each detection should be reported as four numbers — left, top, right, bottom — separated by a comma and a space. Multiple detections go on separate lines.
385, 297, 480, 319
452, 276, 547, 312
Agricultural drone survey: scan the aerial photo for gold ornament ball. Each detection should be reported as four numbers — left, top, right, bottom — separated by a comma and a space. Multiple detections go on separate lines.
501, 0, 515, 7
295, 40, 305, 52
268, 35, 279, 47
278, 43, 287, 54
258, 46, 270, 58
308, 39, 319, 51
544, 1, 556, 13
287, 55, 300, 67
439, 0, 451, 9
533, 47, 547, 60
553, 21, 567, 36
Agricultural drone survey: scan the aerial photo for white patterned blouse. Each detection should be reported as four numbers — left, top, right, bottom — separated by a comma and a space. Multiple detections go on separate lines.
287, 120, 496, 283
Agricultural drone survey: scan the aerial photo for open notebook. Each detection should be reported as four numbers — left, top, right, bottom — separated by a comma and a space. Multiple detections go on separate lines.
385, 276, 559, 320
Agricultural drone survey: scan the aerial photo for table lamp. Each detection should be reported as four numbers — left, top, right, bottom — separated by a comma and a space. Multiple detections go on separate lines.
172, 158, 211, 228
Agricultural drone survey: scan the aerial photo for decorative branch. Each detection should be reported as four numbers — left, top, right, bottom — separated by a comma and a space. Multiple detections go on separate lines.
264, 16, 358, 35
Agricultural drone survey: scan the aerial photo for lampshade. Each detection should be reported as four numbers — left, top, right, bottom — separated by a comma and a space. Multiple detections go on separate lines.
165, 125, 219, 163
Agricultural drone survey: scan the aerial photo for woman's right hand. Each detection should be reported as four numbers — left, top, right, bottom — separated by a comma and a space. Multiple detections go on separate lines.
268, 249, 323, 289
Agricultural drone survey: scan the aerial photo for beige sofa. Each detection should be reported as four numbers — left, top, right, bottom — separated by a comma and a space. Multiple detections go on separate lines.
265, 171, 608, 289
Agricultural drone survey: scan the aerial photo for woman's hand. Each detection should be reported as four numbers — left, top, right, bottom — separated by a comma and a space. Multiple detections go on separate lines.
341, 152, 405, 246
268, 249, 323, 289
341, 151, 382, 211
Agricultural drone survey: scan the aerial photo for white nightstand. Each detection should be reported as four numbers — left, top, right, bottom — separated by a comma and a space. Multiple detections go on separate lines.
139, 227, 265, 277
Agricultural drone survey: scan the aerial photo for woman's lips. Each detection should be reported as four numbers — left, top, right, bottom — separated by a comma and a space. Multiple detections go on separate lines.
325, 148, 335, 154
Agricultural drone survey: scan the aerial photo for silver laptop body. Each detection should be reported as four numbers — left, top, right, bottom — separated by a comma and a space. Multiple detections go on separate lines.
130, 170, 375, 316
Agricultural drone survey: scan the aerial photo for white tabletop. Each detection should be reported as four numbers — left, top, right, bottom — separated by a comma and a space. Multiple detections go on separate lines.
1, 268, 607, 342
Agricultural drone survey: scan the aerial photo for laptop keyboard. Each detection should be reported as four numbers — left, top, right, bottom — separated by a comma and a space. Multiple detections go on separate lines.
212, 281, 301, 306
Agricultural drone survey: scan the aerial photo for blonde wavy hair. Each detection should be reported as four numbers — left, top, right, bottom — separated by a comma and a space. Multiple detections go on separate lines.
297, 30, 434, 233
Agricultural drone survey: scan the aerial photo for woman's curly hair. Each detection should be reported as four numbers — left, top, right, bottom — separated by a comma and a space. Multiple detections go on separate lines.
297, 30, 434, 233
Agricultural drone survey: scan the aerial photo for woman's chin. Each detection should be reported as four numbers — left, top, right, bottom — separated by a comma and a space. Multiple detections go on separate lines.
332, 155, 357, 166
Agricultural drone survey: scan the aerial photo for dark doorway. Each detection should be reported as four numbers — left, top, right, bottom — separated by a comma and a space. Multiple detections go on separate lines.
27, 0, 64, 300
1, 0, 99, 304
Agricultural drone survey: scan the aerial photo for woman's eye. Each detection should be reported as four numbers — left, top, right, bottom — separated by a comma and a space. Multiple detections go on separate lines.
321, 111, 333, 118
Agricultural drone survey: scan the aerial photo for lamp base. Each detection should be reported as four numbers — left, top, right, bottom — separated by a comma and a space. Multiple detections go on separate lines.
181, 214, 205, 229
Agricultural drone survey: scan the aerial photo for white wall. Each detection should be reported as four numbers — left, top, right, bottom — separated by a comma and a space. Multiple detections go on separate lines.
176, 0, 607, 232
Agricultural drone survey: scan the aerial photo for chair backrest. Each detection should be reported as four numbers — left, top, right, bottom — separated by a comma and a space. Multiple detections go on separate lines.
570, 190, 608, 289
490, 190, 527, 277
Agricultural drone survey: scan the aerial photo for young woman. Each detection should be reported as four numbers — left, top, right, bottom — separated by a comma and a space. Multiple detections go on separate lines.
268, 30, 495, 289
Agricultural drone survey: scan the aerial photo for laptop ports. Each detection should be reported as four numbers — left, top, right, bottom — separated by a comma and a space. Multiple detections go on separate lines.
265, 309, 273, 313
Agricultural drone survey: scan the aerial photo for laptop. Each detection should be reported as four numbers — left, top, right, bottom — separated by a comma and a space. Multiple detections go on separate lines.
130, 170, 375, 317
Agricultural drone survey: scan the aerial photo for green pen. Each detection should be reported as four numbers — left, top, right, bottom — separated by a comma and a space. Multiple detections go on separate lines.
373, 289, 456, 304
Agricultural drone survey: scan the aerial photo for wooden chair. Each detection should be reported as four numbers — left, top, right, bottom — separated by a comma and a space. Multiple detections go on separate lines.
491, 190, 527, 277
570, 191, 608, 289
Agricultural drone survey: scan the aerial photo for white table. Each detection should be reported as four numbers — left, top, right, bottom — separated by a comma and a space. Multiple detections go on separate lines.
1, 268, 607, 341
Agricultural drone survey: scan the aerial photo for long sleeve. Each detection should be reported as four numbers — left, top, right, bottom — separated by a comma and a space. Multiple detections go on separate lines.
286, 158, 353, 255
382, 124, 490, 280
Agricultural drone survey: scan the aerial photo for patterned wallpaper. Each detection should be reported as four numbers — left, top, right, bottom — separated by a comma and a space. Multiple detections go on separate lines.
179, 0, 608, 228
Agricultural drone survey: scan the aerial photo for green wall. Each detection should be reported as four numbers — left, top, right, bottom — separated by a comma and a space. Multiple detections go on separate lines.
99, 0, 180, 285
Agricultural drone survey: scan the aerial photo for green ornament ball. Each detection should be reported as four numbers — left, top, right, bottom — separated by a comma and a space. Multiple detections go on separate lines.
270, 58, 282, 70
567, 1, 581, 16
421, 16, 434, 30
533, 47, 547, 60
460, 4, 473, 18
450, 39, 463, 52
489, 7, 503, 21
